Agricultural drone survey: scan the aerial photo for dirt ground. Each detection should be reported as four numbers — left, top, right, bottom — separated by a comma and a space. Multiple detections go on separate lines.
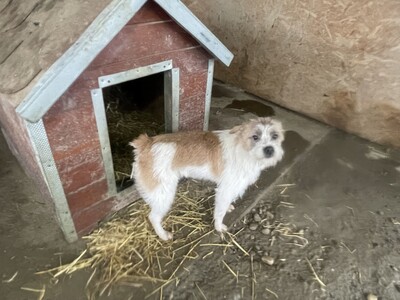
1, 81, 399, 299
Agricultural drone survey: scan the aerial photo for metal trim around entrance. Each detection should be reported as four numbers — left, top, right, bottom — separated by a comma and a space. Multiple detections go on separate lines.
204, 59, 214, 131
98, 60, 173, 88
26, 119, 78, 243
91, 88, 117, 197
92, 60, 179, 195
164, 68, 180, 133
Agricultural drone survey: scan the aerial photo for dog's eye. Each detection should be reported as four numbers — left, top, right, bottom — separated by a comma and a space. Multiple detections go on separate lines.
252, 135, 259, 141
271, 133, 279, 140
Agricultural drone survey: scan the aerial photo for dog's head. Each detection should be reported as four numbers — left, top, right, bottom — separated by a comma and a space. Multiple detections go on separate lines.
230, 117, 285, 167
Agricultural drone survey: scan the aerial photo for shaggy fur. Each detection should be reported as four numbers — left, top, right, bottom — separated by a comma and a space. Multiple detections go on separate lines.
131, 117, 285, 240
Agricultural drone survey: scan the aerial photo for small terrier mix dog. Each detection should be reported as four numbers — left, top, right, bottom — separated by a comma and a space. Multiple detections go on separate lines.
131, 117, 284, 240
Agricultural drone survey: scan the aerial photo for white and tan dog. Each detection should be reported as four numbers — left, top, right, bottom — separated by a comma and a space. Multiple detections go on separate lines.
130, 117, 284, 240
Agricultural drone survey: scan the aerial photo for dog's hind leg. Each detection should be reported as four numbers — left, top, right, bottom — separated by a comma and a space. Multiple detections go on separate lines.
147, 181, 177, 241
149, 209, 173, 241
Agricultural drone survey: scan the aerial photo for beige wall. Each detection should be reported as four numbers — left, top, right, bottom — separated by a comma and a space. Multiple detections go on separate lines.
184, 0, 400, 148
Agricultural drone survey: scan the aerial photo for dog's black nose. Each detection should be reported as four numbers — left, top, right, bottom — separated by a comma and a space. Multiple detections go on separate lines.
264, 146, 274, 158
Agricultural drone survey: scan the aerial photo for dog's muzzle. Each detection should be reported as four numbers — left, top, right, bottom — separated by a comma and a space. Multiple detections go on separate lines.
263, 146, 274, 158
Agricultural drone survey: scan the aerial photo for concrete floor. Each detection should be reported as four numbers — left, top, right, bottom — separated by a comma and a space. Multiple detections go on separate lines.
1, 81, 399, 299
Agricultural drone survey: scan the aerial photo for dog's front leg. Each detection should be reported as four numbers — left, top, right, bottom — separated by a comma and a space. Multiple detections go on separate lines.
214, 187, 239, 233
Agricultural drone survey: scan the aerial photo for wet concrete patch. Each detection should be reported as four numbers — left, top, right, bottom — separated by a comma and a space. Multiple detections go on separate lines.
208, 106, 256, 130
212, 83, 240, 98
225, 99, 275, 117
209, 101, 276, 131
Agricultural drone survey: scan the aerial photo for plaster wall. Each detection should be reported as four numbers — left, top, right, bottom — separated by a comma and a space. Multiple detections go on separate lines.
185, 0, 400, 148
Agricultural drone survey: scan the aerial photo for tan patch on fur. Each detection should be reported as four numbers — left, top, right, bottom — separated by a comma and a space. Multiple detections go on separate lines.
154, 131, 223, 177
131, 134, 159, 191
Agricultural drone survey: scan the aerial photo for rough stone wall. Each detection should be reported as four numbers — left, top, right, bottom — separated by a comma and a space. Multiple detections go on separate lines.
184, 0, 400, 148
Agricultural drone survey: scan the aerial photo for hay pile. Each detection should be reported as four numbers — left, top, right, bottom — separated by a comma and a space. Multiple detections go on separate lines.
104, 93, 164, 181
39, 181, 226, 297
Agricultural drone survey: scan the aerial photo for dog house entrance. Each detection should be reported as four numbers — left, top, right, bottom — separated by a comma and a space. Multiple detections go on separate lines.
103, 72, 164, 191
91, 60, 179, 195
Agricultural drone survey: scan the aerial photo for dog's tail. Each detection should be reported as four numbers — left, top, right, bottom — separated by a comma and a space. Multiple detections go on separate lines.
129, 134, 152, 152
130, 134, 152, 179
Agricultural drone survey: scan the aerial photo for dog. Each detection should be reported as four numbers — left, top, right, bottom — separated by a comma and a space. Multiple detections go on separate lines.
130, 117, 285, 240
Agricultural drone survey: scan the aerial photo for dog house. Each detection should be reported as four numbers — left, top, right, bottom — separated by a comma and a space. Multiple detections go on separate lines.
0, 0, 233, 242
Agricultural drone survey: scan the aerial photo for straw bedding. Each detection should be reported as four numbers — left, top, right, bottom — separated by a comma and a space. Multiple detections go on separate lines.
103, 89, 164, 181
39, 181, 218, 297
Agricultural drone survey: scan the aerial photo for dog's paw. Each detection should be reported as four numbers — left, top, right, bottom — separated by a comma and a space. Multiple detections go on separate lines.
227, 204, 235, 213
215, 223, 228, 233
158, 231, 173, 241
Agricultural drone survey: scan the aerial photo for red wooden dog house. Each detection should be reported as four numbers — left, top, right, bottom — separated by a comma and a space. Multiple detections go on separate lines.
0, 0, 233, 242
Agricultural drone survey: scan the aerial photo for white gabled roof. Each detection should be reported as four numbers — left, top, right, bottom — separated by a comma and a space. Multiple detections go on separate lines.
16, 0, 233, 123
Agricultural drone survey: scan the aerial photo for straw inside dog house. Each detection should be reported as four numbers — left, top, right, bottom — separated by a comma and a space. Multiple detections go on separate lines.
102, 72, 165, 191
0, 0, 233, 242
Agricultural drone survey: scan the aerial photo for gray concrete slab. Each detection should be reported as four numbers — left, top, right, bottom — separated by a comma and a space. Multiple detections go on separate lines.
168, 128, 400, 300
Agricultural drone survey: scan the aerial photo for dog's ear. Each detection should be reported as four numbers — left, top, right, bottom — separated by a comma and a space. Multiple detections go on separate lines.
271, 119, 283, 132
229, 124, 243, 134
